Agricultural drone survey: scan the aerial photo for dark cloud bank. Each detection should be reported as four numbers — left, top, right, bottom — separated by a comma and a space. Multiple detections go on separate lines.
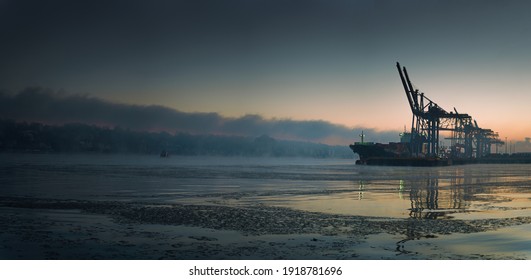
0, 88, 400, 145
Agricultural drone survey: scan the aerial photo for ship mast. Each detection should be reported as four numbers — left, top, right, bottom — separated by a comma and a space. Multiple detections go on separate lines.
359, 131, 365, 144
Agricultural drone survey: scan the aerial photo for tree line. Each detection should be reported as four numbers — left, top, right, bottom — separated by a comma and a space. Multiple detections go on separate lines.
0, 119, 354, 158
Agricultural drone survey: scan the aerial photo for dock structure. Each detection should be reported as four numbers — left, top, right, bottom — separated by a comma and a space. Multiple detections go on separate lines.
396, 62, 503, 160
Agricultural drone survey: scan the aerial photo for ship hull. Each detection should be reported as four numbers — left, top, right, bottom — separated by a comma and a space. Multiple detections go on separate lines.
361, 157, 451, 166
349, 143, 450, 166
350, 143, 531, 166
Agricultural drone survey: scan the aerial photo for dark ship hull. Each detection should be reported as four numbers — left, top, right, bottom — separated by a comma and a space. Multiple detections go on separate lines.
349, 142, 451, 166
358, 156, 452, 166
349, 143, 531, 166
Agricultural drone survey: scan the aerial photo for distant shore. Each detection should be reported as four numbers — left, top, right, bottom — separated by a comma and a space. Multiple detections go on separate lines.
0, 119, 353, 158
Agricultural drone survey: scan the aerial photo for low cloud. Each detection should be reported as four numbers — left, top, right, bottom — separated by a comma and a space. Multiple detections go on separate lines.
0, 87, 400, 145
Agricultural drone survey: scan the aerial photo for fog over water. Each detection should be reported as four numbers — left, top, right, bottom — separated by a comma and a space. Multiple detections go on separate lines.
0, 88, 398, 145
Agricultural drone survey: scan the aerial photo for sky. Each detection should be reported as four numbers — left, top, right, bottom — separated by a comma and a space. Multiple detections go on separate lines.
1, 0, 531, 144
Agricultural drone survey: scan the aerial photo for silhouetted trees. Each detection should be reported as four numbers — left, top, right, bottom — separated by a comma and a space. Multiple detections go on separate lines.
0, 119, 353, 158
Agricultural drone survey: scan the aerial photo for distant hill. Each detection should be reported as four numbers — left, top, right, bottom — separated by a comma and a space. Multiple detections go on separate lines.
0, 119, 354, 158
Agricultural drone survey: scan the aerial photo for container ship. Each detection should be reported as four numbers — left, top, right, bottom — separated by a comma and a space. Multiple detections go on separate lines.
349, 130, 455, 166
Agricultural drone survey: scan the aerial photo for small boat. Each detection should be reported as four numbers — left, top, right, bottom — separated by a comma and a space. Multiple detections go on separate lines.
160, 150, 169, 158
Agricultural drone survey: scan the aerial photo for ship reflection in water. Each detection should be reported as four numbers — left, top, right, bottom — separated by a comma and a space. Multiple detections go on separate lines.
274, 165, 531, 221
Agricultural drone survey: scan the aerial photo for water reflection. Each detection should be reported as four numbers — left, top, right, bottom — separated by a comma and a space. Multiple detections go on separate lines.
398, 165, 530, 219
407, 177, 443, 219
402, 168, 475, 219
266, 164, 531, 220
358, 181, 365, 200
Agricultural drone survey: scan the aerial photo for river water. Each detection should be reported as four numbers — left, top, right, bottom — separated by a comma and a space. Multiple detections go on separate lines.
1, 154, 530, 259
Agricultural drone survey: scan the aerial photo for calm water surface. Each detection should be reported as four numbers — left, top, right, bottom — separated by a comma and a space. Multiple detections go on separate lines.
1, 153, 531, 259
2, 153, 530, 220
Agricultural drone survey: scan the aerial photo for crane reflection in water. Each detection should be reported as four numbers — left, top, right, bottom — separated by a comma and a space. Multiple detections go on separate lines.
393, 166, 505, 255
400, 166, 496, 219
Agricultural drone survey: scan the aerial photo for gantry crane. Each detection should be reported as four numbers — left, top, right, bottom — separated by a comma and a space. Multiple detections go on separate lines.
396, 62, 503, 159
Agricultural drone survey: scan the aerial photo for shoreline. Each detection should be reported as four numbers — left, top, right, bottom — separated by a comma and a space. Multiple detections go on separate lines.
1, 196, 530, 260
